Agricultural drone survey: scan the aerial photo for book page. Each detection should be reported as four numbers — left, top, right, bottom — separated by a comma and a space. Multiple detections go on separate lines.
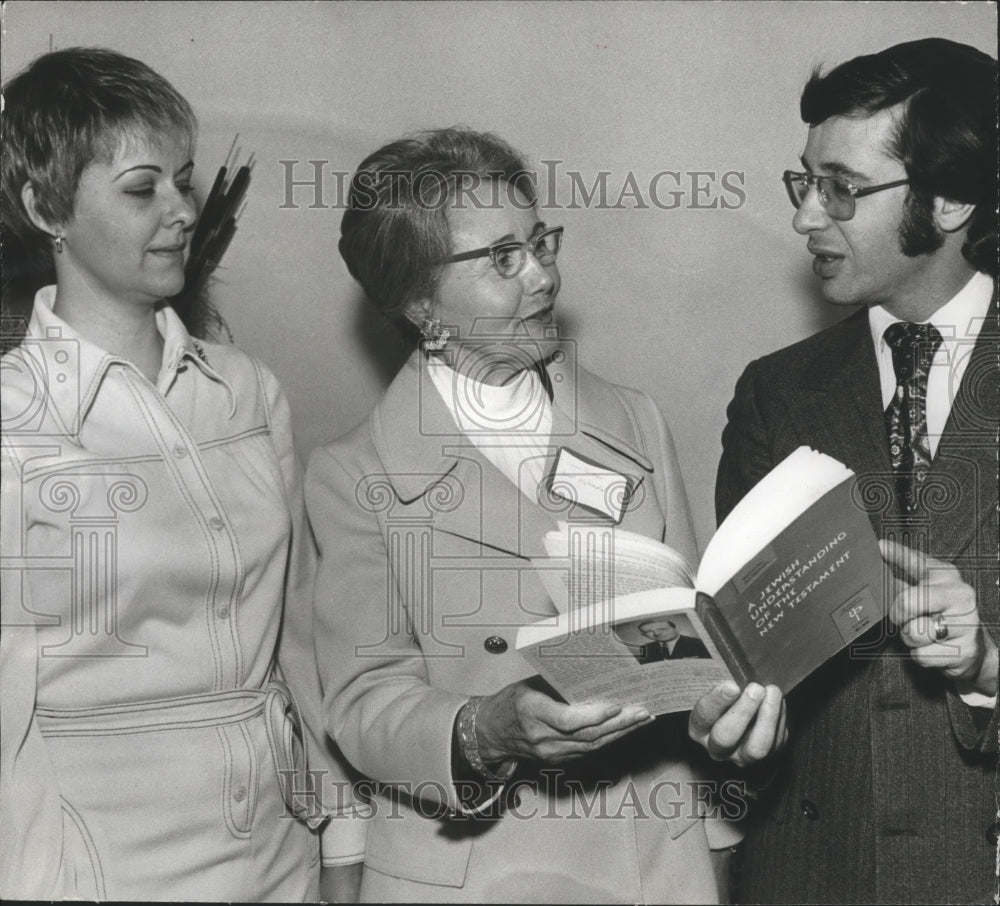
534, 522, 696, 613
516, 588, 733, 714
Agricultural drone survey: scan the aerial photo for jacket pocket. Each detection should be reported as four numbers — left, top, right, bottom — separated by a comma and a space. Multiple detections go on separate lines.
217, 721, 259, 838
364, 793, 472, 888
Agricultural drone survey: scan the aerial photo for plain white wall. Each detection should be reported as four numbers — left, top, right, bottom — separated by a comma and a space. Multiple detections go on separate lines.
3, 0, 995, 550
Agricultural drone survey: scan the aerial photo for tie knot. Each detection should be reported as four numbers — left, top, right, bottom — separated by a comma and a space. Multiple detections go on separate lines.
883, 321, 943, 382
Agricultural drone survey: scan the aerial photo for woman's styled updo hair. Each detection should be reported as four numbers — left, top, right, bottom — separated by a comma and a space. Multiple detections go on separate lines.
338, 127, 537, 331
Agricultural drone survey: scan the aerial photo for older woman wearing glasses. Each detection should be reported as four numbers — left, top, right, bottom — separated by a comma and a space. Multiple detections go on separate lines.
306, 127, 768, 903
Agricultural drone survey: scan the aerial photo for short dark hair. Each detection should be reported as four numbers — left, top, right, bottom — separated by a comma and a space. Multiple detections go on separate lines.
1, 48, 199, 352
638, 620, 677, 632
2, 47, 197, 249
800, 39, 998, 276
339, 127, 537, 329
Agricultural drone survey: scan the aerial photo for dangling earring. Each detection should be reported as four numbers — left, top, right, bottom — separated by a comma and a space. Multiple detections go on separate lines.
54, 234, 65, 254
420, 316, 450, 351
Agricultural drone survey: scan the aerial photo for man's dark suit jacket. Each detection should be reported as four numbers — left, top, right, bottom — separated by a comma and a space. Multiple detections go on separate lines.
716, 293, 999, 905
640, 634, 711, 662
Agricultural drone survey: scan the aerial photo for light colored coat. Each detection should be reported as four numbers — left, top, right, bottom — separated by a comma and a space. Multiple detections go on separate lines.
307, 347, 738, 904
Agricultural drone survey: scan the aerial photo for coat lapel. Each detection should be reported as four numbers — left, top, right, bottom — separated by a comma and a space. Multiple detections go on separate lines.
542, 375, 653, 530
783, 291, 999, 548
370, 350, 528, 555
784, 310, 898, 531
370, 348, 656, 562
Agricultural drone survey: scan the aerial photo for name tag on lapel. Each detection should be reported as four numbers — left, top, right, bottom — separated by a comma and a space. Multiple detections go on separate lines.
545, 447, 637, 524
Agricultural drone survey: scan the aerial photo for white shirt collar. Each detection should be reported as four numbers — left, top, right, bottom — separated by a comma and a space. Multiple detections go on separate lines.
868, 270, 993, 349
866, 270, 994, 455
26, 286, 228, 431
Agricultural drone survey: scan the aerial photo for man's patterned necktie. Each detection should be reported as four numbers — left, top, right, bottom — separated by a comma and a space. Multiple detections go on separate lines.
883, 321, 943, 514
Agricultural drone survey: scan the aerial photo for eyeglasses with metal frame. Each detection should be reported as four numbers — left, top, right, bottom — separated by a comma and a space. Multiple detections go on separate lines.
782, 170, 910, 221
437, 226, 564, 278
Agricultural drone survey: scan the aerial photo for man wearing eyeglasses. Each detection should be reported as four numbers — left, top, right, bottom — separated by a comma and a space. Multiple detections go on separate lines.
713, 39, 998, 904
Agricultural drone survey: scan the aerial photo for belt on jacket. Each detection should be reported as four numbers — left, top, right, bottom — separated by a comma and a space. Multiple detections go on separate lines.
35, 680, 317, 826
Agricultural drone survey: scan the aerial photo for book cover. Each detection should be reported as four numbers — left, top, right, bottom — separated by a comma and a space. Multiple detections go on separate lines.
517, 447, 886, 713
705, 477, 884, 690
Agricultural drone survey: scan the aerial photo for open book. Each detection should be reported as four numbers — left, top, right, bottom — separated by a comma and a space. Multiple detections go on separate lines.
517, 447, 886, 715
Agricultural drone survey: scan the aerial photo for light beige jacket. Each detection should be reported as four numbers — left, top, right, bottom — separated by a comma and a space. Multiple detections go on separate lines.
307, 347, 739, 904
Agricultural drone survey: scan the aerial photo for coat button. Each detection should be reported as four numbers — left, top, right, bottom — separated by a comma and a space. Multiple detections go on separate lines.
234, 785, 248, 802
173, 444, 187, 458
484, 635, 508, 654
800, 798, 819, 820
987, 821, 1000, 846
208, 516, 225, 531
